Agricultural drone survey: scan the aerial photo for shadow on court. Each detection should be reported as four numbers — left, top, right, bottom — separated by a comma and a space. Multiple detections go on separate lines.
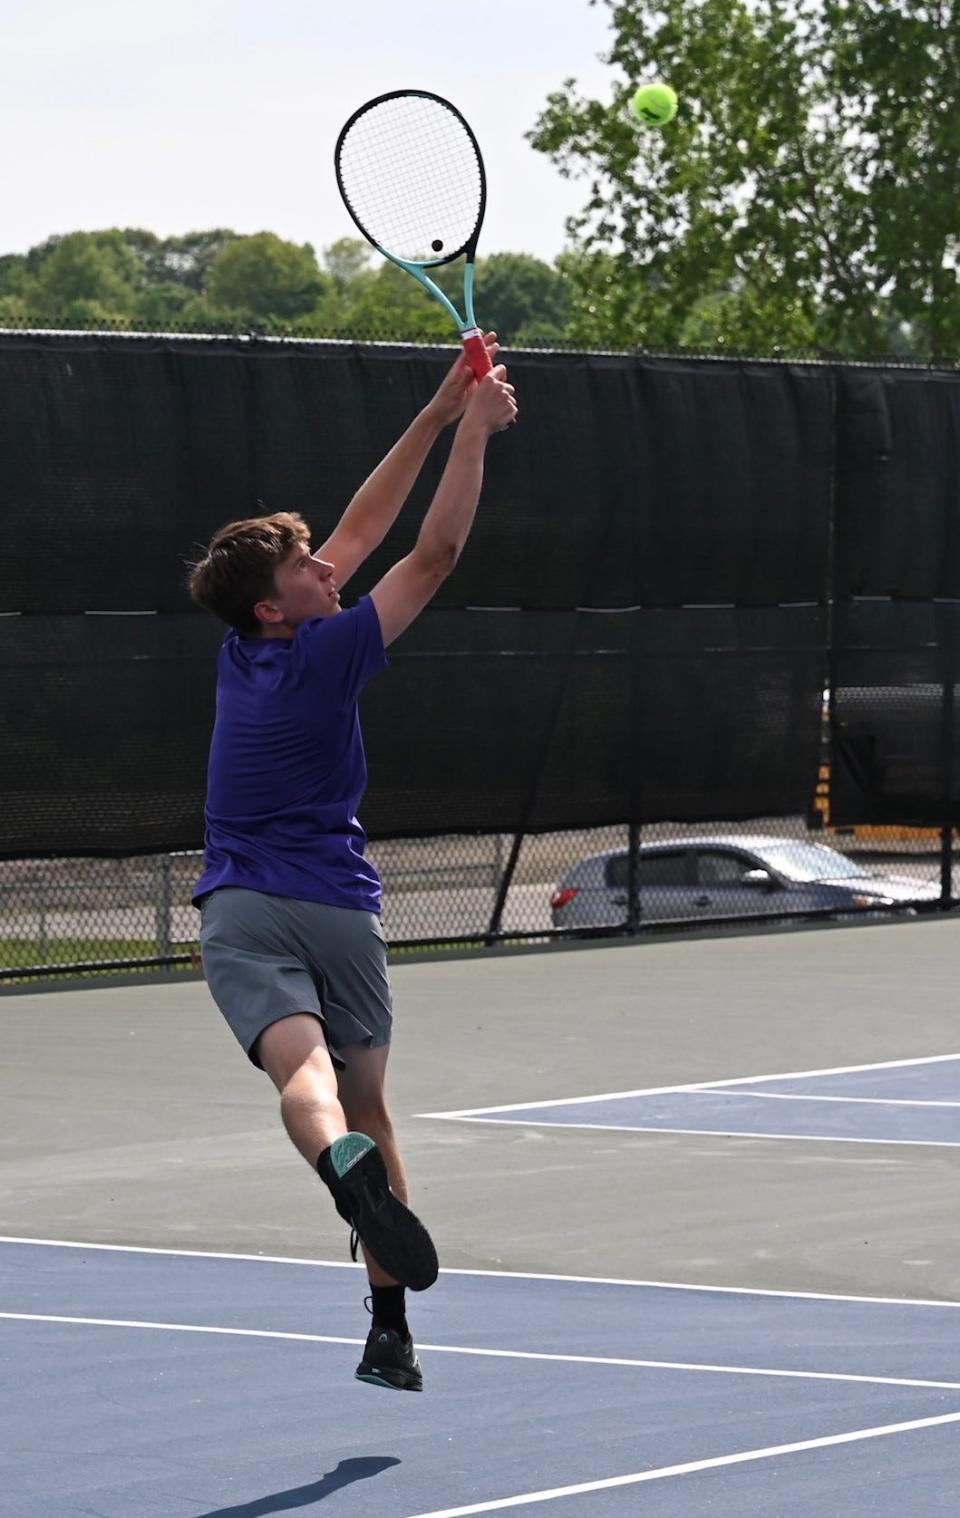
189, 1456, 402, 1517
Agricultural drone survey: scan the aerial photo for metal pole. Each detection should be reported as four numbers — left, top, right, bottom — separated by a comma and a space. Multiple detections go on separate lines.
486, 830, 524, 943
626, 822, 641, 934
938, 613, 956, 910
939, 826, 952, 908
38, 883, 48, 965
493, 832, 505, 886
154, 855, 172, 957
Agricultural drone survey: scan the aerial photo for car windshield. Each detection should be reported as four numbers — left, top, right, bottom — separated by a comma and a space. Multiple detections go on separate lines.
753, 842, 864, 882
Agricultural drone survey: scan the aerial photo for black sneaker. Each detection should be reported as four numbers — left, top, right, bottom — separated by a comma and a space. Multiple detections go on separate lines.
355, 1325, 423, 1392
328, 1132, 438, 1292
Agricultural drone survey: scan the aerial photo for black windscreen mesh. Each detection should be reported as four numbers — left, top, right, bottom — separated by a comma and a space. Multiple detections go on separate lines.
830, 601, 960, 826
371, 606, 822, 837
835, 369, 960, 599
1, 613, 221, 856
0, 333, 839, 856
827, 368, 960, 825
1, 336, 833, 615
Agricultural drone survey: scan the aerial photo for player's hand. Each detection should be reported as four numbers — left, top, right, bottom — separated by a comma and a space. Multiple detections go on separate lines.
423, 333, 501, 427
462, 364, 518, 437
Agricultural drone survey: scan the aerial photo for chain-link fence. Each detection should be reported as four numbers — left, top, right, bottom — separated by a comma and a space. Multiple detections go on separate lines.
2, 808, 955, 984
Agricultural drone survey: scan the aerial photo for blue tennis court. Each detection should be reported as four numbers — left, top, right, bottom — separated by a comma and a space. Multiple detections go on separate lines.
4, 1237, 960, 1517
425, 1053, 960, 1147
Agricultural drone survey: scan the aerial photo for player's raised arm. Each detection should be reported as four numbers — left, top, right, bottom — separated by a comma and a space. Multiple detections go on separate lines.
314, 336, 499, 590
370, 366, 517, 647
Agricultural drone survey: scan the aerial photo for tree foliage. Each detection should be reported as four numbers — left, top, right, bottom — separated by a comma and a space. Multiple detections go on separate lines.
529, 0, 960, 357
207, 232, 329, 320
475, 253, 571, 344
0, 227, 572, 348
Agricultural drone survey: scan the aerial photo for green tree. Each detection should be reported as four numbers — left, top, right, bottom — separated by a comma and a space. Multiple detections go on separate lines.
0, 293, 31, 325
112, 228, 165, 286
0, 225, 580, 341
32, 231, 139, 321
310, 244, 573, 345
323, 237, 374, 292
0, 254, 29, 298
207, 232, 328, 321
320, 258, 456, 341
133, 281, 195, 329
160, 294, 248, 334
148, 229, 240, 293
473, 252, 571, 343
530, 0, 960, 358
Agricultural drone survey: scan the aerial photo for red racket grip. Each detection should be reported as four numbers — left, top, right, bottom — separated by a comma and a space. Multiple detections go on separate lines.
461, 327, 493, 381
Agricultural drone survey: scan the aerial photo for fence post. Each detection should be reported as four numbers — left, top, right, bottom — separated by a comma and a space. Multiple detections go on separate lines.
486, 831, 524, 943
493, 832, 505, 886
939, 827, 953, 908
37, 882, 49, 965
154, 855, 172, 957
938, 618, 956, 910
626, 822, 641, 934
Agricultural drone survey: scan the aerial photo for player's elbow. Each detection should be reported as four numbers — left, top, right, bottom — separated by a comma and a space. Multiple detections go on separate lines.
416, 540, 460, 580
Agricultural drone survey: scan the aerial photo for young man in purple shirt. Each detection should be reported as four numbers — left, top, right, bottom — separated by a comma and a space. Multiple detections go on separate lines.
188, 340, 517, 1390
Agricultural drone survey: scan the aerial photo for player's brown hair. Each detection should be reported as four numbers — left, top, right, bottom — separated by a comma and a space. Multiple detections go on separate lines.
187, 511, 310, 636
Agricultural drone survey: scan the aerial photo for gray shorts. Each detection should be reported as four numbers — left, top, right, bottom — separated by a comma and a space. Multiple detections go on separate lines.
199, 887, 393, 1071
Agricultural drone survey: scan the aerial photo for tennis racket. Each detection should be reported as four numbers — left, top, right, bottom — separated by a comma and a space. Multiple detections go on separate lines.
335, 89, 493, 382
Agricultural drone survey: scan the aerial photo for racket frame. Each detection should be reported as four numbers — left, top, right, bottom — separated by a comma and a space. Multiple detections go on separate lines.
335, 89, 492, 377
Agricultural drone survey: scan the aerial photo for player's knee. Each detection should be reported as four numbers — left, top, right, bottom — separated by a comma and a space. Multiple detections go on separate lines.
344, 1093, 393, 1139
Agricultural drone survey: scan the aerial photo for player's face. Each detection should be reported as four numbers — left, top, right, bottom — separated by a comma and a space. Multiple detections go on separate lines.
256, 544, 341, 633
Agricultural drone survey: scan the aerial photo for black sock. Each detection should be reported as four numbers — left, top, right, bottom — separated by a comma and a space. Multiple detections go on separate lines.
370, 1284, 407, 1338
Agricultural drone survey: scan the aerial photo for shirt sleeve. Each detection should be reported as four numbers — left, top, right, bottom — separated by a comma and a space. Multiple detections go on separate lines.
297, 595, 388, 705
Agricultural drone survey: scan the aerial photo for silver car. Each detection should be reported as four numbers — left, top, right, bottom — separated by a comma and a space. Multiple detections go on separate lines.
549, 835, 942, 930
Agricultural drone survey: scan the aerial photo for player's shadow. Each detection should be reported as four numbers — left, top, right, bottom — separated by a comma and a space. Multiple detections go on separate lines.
190, 1455, 402, 1516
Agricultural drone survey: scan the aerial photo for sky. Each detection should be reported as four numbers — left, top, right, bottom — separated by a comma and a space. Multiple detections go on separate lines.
3, 0, 621, 266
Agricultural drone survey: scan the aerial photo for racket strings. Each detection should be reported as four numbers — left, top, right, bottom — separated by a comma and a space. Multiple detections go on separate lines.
342, 100, 478, 224
341, 114, 477, 256
337, 95, 483, 264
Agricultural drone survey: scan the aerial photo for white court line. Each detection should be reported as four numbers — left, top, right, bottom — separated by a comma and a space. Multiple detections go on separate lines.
418, 1051, 960, 1119
3, 1235, 960, 1308
5, 1311, 960, 1393
713, 1091, 960, 1108
400, 1409, 960, 1518
436, 1116, 960, 1148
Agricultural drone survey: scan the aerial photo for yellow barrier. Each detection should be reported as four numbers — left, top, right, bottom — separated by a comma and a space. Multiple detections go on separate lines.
812, 764, 942, 842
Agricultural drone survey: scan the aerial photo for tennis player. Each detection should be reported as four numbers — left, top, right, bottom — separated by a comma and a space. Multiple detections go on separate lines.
187, 339, 517, 1391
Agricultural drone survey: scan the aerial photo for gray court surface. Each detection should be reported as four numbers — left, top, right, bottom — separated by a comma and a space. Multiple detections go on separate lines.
4, 913, 960, 1513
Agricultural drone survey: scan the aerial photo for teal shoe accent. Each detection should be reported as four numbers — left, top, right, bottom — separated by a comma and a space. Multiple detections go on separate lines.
355, 1371, 410, 1391
329, 1132, 375, 1178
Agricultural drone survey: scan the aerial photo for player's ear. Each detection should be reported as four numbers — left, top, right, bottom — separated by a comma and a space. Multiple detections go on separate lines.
253, 598, 283, 625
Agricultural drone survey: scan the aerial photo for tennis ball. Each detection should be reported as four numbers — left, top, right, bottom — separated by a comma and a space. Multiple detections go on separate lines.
630, 82, 678, 127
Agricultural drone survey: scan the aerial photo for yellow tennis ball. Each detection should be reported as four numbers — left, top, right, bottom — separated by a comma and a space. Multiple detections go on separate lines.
630, 82, 678, 127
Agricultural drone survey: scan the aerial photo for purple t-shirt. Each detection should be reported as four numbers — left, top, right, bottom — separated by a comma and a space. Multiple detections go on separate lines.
193, 595, 388, 912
